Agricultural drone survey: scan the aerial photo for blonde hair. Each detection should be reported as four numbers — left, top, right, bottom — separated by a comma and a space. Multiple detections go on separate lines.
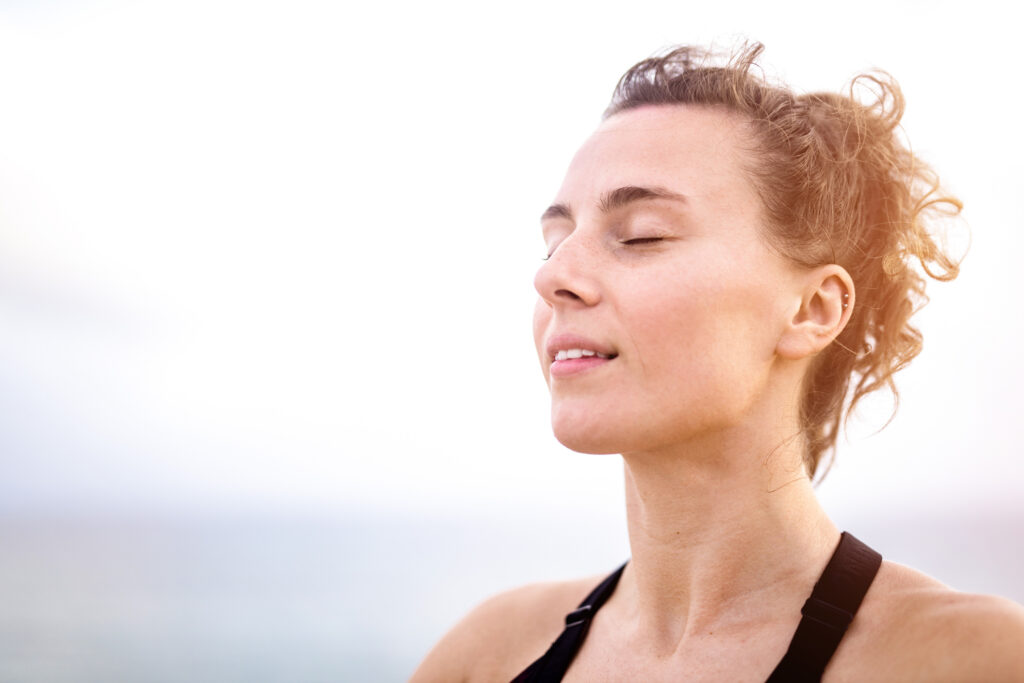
605, 43, 963, 478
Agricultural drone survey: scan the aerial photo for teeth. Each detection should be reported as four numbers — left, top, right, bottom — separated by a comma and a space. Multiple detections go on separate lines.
554, 348, 613, 361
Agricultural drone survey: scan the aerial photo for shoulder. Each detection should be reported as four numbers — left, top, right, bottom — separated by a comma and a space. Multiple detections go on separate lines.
409, 573, 604, 683
829, 560, 1024, 682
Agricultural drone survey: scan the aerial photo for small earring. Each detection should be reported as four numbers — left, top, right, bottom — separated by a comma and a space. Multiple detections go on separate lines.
842, 293, 849, 309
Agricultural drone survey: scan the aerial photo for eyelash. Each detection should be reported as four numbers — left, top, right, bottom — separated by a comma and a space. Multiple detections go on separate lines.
541, 237, 663, 260
621, 237, 664, 245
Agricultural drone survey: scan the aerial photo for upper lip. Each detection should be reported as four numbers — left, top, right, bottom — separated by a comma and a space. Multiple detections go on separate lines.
545, 333, 618, 362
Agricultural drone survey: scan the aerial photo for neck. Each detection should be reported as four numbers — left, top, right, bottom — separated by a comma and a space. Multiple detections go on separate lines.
616, 428, 837, 650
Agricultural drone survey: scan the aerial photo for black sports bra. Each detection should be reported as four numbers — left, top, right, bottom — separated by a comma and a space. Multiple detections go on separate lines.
511, 531, 882, 682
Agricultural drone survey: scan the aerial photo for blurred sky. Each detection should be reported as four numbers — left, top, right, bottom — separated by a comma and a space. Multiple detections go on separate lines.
0, 0, 1021, 524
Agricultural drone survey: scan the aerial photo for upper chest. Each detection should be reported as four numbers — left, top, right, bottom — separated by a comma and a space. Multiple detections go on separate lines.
555, 592, 914, 683
560, 611, 799, 683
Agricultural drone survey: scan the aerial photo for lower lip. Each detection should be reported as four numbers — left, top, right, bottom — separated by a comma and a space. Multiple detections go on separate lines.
549, 356, 614, 377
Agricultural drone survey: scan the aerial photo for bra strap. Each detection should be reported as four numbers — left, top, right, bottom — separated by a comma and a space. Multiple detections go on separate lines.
766, 531, 882, 682
511, 562, 627, 682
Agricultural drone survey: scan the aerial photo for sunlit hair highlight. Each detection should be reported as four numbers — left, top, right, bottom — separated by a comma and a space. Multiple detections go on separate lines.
604, 43, 963, 479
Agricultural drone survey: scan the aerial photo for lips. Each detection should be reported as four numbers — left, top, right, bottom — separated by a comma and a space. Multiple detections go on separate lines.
544, 335, 614, 366
545, 333, 618, 363
544, 333, 618, 378
554, 348, 612, 361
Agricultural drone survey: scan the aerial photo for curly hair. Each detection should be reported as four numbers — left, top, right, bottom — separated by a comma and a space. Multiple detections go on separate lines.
604, 43, 963, 479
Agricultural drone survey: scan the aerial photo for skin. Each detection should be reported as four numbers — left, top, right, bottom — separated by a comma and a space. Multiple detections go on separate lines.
410, 105, 1024, 682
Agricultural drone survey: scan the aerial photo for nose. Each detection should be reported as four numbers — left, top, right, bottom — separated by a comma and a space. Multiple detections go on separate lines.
533, 233, 602, 309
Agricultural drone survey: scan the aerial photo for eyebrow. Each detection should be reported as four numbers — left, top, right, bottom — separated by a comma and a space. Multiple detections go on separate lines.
540, 185, 688, 223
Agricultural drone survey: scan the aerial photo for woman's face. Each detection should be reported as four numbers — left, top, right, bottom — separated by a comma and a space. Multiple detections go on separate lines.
532, 104, 804, 455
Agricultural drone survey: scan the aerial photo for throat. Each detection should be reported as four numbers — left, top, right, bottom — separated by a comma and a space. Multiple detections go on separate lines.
617, 450, 837, 641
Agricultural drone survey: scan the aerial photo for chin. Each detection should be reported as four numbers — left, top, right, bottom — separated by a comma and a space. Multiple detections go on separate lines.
550, 410, 632, 455
553, 432, 621, 455
551, 402, 721, 456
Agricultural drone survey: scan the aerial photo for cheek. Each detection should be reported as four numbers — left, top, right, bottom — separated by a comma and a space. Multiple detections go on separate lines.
628, 280, 770, 403
623, 282, 712, 359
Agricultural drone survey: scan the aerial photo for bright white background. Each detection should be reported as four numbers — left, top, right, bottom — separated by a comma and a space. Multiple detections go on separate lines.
0, 1, 1021, 680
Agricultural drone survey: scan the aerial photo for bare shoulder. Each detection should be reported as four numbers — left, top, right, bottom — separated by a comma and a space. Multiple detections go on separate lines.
409, 573, 604, 683
829, 560, 1024, 682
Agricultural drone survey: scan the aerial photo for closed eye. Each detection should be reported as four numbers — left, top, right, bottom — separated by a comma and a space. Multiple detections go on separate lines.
621, 237, 664, 245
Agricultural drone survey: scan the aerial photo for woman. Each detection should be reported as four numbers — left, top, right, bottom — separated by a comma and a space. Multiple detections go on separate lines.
411, 44, 1024, 682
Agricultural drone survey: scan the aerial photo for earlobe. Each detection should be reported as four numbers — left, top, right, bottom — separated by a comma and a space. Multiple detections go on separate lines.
776, 266, 854, 361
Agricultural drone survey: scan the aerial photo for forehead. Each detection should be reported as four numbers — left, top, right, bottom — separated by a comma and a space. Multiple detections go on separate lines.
556, 105, 759, 211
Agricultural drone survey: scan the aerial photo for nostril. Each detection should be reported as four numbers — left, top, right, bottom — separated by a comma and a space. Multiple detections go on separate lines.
555, 289, 583, 301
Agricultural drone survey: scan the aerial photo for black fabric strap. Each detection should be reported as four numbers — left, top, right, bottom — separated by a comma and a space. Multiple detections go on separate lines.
510, 532, 881, 683
510, 563, 626, 683
766, 531, 882, 682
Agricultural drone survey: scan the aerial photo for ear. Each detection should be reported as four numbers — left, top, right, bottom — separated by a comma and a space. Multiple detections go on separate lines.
776, 265, 854, 361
